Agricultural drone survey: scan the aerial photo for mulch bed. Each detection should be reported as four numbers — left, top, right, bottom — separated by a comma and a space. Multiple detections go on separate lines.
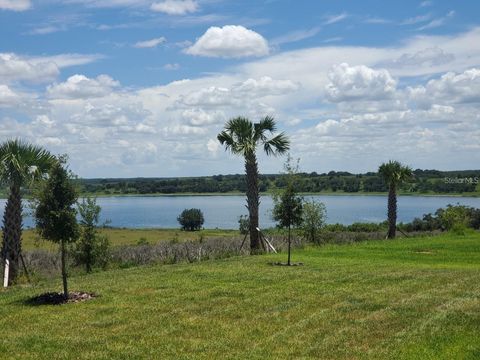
25, 291, 97, 306
269, 262, 304, 266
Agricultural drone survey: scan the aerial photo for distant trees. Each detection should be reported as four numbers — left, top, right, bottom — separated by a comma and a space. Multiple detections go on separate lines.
73, 197, 110, 273
177, 208, 205, 231
35, 158, 79, 299
378, 160, 413, 239
0, 139, 55, 284
218, 116, 289, 253
50, 169, 479, 196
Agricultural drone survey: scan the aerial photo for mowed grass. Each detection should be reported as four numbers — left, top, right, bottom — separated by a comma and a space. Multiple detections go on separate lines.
21, 228, 238, 251
1, 232, 480, 359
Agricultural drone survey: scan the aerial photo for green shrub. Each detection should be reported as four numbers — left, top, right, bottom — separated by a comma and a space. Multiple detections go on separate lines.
436, 204, 470, 231
401, 204, 480, 232
73, 197, 110, 272
300, 200, 327, 244
238, 215, 250, 235
177, 208, 204, 231
137, 237, 149, 245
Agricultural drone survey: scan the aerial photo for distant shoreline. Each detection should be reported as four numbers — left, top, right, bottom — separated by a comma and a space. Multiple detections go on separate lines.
53, 191, 480, 199
1, 191, 479, 200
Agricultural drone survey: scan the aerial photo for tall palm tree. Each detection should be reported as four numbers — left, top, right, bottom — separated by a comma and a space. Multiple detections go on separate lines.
378, 160, 412, 239
0, 139, 55, 283
218, 116, 289, 252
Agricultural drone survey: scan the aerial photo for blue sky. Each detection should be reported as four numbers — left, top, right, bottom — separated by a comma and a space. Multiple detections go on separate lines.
1, 0, 480, 177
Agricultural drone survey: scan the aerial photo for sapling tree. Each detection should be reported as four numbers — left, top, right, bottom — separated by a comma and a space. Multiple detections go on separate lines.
272, 155, 303, 265
301, 200, 327, 244
74, 197, 109, 273
35, 158, 79, 299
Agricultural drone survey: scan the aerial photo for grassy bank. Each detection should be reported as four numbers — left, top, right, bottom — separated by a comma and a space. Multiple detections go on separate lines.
1, 232, 479, 359
21, 228, 238, 251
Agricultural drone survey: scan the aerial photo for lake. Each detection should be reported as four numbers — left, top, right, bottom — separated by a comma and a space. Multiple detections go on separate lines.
3, 194, 480, 230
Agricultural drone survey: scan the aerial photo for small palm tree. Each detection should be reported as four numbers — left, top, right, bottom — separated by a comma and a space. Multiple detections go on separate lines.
0, 139, 55, 283
378, 160, 413, 239
218, 116, 289, 252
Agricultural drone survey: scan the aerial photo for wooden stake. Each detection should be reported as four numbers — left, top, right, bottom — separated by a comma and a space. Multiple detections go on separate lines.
3, 259, 9, 288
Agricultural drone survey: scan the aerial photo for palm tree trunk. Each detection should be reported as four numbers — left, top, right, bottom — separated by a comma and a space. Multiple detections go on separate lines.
245, 153, 260, 253
387, 183, 397, 239
61, 240, 68, 300
1, 184, 22, 284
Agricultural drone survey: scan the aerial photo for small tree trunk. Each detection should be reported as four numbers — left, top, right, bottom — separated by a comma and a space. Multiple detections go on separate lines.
287, 225, 291, 266
61, 240, 68, 300
387, 183, 397, 239
245, 153, 260, 253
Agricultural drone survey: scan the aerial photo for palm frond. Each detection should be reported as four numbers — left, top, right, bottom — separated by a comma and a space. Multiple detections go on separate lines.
0, 139, 56, 186
217, 115, 289, 158
263, 132, 290, 156
378, 160, 412, 185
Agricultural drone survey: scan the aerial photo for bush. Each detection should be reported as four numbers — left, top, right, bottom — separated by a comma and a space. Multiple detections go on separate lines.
238, 215, 249, 235
177, 208, 205, 231
435, 204, 469, 231
300, 200, 327, 244
400, 204, 480, 232
347, 222, 386, 232
324, 222, 386, 233
72, 197, 110, 272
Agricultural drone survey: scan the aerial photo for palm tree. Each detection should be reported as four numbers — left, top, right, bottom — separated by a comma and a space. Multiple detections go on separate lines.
378, 160, 413, 239
0, 139, 55, 283
218, 116, 289, 252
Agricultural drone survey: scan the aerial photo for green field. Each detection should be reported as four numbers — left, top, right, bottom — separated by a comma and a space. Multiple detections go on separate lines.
1, 232, 480, 359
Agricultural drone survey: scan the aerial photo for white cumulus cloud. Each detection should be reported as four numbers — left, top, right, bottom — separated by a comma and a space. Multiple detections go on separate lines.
182, 108, 225, 126
325, 63, 397, 102
409, 67, 480, 105
47, 74, 120, 99
0, 53, 59, 83
0, 84, 19, 106
185, 25, 269, 58
150, 0, 198, 15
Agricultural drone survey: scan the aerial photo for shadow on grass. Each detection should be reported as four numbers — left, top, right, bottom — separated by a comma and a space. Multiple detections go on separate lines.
22, 291, 98, 306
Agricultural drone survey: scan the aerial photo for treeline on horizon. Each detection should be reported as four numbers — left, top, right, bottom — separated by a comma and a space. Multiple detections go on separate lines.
74, 169, 480, 195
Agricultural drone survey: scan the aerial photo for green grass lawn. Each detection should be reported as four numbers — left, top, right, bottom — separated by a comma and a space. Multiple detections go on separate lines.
1, 232, 480, 359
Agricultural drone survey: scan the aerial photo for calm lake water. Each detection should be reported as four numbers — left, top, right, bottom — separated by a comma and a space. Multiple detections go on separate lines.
3, 194, 480, 230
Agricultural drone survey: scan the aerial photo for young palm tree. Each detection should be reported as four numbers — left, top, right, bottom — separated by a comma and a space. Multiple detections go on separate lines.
0, 139, 55, 283
378, 160, 413, 239
218, 116, 289, 252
